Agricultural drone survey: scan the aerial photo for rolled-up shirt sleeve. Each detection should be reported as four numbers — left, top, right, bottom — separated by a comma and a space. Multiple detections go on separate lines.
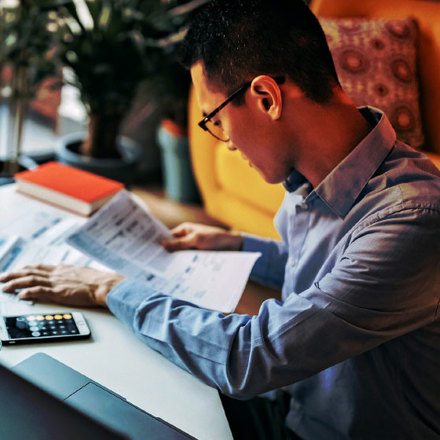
107, 206, 439, 400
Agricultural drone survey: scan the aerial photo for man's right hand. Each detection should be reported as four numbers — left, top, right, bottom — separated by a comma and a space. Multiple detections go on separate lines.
162, 222, 243, 251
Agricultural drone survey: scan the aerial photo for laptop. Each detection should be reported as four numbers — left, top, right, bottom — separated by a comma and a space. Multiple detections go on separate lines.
2, 352, 195, 439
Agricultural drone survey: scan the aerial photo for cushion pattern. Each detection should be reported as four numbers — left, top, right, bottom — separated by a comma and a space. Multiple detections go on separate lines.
320, 18, 424, 148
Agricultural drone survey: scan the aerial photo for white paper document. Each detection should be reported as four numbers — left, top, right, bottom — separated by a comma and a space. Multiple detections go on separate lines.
0, 214, 107, 316
66, 190, 261, 313
0, 236, 34, 315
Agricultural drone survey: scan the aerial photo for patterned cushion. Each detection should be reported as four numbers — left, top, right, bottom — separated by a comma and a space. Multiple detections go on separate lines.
320, 18, 424, 148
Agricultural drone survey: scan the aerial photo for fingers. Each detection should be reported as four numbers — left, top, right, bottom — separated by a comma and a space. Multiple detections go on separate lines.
170, 227, 188, 238
163, 223, 194, 251
0, 269, 51, 283
2, 275, 52, 293
162, 235, 197, 251
23, 264, 55, 272
17, 286, 55, 302
16, 285, 77, 306
0, 264, 54, 283
169, 223, 195, 238
0, 264, 113, 307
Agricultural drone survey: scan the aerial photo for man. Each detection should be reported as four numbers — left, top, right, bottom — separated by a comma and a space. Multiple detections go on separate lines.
1, 0, 440, 438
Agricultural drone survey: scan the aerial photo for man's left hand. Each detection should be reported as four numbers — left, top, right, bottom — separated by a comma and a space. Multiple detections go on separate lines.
0, 264, 125, 307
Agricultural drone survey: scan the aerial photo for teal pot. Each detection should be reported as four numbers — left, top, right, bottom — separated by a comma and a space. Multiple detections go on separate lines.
157, 120, 200, 204
55, 132, 143, 185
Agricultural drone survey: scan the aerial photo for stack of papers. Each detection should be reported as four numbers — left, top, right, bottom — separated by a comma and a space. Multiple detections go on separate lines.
67, 191, 261, 312
0, 210, 101, 315
1, 190, 261, 315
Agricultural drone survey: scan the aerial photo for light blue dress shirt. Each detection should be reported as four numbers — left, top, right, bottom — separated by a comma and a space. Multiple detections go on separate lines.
108, 108, 440, 439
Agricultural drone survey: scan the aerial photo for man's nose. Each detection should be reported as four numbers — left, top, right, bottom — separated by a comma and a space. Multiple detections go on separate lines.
227, 140, 237, 151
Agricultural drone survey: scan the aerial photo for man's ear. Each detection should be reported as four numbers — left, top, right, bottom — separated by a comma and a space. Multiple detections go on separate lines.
249, 75, 282, 120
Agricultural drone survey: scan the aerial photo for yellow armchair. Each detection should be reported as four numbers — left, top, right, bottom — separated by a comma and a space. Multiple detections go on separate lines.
188, 0, 440, 239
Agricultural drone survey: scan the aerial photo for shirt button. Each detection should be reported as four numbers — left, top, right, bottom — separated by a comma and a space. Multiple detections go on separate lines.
288, 257, 296, 267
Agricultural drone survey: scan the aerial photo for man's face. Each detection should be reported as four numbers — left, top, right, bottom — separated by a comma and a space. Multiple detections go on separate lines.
190, 62, 291, 184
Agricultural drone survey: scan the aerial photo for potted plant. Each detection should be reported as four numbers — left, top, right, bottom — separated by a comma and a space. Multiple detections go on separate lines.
52, 0, 183, 183
0, 0, 59, 179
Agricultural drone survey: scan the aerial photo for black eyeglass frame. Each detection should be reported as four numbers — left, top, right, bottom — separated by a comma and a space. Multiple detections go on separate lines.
198, 75, 286, 142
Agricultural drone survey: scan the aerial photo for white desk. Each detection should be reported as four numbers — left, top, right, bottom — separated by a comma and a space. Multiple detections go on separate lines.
0, 184, 233, 440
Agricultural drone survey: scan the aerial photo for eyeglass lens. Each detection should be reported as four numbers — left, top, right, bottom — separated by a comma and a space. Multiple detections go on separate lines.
205, 119, 229, 142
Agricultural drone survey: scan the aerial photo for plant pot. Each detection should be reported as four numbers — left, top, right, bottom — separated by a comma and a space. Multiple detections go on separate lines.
55, 132, 143, 185
157, 120, 200, 204
0, 156, 38, 186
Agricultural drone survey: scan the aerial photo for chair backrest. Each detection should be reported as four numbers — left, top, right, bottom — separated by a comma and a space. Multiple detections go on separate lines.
188, 86, 222, 203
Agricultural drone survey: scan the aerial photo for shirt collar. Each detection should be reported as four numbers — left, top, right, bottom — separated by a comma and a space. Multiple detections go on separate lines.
283, 107, 396, 218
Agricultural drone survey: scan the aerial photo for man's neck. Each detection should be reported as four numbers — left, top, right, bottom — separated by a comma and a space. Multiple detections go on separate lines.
291, 92, 372, 188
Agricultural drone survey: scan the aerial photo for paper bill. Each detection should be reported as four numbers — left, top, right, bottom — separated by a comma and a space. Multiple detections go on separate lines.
0, 217, 108, 316
67, 190, 261, 313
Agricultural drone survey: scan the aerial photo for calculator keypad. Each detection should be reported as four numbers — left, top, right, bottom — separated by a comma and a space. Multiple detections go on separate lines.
5, 314, 80, 339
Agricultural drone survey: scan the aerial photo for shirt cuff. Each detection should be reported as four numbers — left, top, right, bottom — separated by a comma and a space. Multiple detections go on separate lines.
107, 279, 160, 325
242, 233, 267, 253
242, 233, 287, 289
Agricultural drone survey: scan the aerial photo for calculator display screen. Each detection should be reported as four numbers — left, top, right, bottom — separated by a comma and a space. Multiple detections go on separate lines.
5, 313, 80, 339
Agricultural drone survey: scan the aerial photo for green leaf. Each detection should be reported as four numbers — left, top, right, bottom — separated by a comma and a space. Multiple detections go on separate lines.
98, 1, 111, 29
62, 2, 87, 32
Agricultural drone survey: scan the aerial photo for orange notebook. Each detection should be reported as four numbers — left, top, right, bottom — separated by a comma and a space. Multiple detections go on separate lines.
14, 162, 124, 216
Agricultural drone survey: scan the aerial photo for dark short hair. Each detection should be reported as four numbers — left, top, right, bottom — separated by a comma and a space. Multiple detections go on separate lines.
180, 0, 340, 103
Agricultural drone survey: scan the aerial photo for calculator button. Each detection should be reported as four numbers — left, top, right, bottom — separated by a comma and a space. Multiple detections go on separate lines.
32, 331, 41, 337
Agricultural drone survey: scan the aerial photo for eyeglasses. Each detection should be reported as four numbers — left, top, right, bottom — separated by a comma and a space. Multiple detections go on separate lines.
198, 76, 285, 142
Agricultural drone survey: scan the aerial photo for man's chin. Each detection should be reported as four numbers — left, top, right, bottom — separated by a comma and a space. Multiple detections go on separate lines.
254, 167, 282, 185
254, 165, 278, 184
